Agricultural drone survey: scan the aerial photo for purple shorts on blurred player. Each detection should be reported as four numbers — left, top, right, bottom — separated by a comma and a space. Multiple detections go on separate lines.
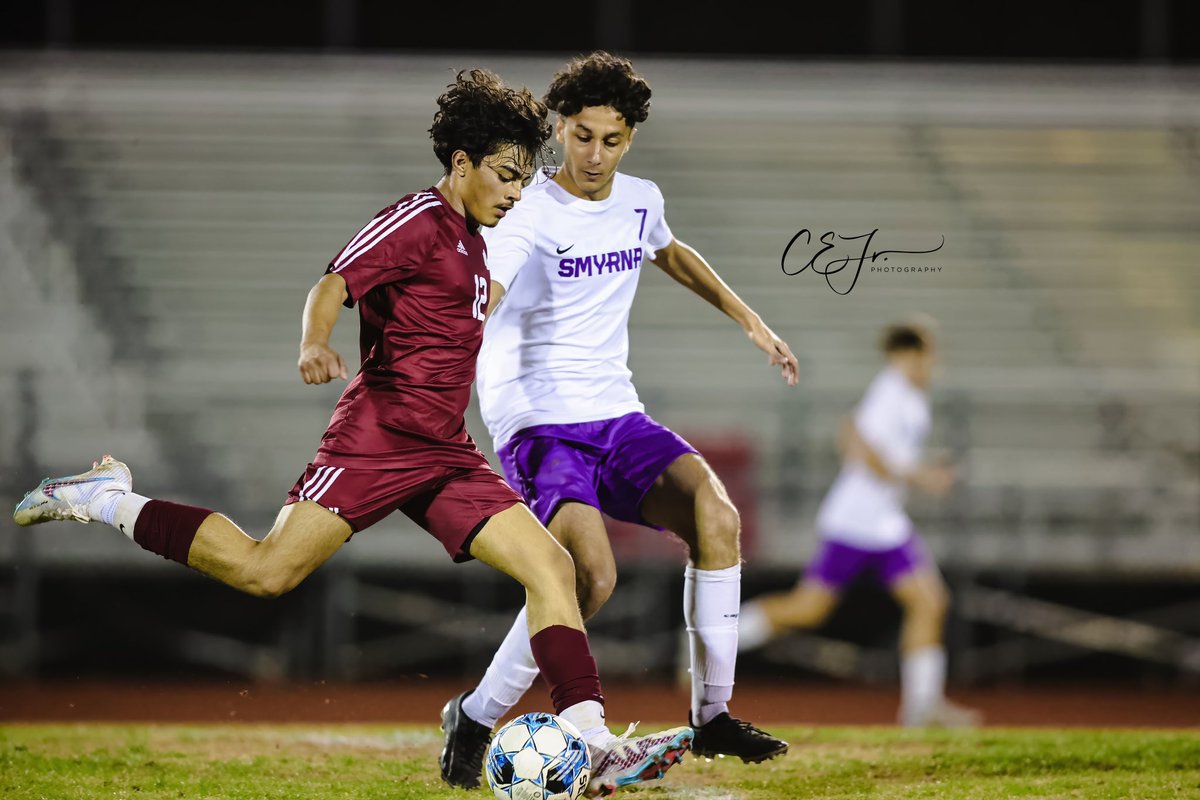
496, 412, 698, 528
805, 533, 932, 590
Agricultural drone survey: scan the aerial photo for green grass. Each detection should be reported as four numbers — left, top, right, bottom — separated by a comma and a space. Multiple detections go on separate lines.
2, 724, 1198, 799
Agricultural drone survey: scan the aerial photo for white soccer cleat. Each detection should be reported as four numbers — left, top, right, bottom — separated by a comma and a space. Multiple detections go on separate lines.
12, 455, 132, 526
585, 724, 693, 797
900, 698, 983, 729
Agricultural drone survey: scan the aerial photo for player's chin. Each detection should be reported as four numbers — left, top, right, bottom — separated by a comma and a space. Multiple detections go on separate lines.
480, 208, 509, 227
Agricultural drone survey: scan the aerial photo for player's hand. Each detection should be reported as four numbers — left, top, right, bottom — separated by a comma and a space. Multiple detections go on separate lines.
747, 319, 798, 386
910, 464, 957, 497
298, 342, 349, 384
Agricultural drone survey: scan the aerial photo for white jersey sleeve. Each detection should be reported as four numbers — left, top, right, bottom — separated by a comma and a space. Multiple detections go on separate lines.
641, 179, 674, 260
483, 202, 537, 291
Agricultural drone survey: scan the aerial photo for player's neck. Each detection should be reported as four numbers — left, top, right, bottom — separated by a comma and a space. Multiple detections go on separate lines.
434, 176, 480, 234
553, 167, 614, 202
435, 176, 465, 216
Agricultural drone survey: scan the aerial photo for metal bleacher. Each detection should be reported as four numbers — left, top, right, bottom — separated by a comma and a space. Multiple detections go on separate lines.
1, 54, 1197, 680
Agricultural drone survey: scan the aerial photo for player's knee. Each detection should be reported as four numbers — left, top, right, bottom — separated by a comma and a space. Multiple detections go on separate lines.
787, 586, 835, 625
577, 565, 616, 620
903, 580, 949, 620
248, 569, 302, 599
245, 550, 312, 598
526, 541, 577, 597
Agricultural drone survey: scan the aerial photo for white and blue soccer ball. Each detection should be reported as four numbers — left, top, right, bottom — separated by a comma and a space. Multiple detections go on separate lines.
485, 712, 591, 800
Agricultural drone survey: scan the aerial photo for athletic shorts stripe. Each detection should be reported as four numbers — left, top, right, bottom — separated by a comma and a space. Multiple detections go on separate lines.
309, 467, 345, 503
299, 466, 332, 500
301, 466, 341, 501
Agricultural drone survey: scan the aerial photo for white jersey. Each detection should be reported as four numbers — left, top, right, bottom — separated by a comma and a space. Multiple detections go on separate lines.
477, 169, 674, 448
815, 367, 930, 549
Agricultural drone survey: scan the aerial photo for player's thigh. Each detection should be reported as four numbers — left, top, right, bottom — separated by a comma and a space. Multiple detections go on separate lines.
469, 502, 575, 591
640, 452, 736, 538
187, 500, 350, 589
259, 501, 352, 575
890, 567, 949, 615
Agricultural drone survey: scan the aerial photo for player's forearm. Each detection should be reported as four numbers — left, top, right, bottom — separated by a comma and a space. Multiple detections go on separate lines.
301, 273, 348, 348
658, 240, 758, 330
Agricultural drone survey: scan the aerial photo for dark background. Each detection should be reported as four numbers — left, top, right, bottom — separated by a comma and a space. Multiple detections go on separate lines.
3, 0, 1197, 62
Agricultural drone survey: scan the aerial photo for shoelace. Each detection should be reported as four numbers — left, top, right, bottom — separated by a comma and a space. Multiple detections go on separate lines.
727, 716, 767, 735
43, 480, 97, 523
589, 722, 641, 767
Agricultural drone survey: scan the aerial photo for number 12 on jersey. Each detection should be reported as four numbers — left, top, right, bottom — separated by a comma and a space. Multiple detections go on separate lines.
472, 274, 489, 321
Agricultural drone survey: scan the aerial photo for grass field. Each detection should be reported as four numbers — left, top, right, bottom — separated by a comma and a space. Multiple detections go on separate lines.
2, 724, 1198, 799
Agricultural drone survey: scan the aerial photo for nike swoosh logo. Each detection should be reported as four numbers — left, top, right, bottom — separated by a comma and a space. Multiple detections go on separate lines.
556, 244, 574, 254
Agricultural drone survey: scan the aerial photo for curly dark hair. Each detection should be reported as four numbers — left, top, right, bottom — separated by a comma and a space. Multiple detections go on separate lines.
544, 51, 652, 126
429, 69, 552, 174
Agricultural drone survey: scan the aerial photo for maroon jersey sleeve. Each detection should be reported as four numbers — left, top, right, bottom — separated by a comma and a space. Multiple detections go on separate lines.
326, 192, 441, 307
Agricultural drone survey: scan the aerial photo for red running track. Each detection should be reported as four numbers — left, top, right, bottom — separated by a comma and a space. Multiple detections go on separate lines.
2, 680, 1197, 728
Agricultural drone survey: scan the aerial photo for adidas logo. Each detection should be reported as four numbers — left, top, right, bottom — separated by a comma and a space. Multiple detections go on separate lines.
457, 240, 468, 256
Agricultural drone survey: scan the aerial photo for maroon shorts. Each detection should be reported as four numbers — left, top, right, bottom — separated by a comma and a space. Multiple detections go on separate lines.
284, 461, 523, 562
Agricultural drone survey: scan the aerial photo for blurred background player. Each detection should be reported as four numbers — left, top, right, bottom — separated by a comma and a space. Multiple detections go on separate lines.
13, 69, 692, 796
439, 52, 795, 787
739, 318, 982, 728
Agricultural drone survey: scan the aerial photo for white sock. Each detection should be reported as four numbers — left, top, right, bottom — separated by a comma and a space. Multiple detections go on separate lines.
559, 699, 615, 749
684, 563, 741, 726
737, 600, 773, 652
96, 492, 151, 540
901, 645, 946, 713
461, 606, 541, 728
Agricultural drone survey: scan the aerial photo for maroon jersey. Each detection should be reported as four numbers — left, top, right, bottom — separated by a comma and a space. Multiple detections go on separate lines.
315, 187, 492, 469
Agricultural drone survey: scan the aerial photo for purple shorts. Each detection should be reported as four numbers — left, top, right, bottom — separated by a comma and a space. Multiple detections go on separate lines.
805, 534, 931, 590
496, 412, 698, 528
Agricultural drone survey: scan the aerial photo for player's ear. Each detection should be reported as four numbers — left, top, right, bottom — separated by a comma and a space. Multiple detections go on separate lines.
554, 116, 566, 144
451, 149, 470, 178
625, 126, 636, 153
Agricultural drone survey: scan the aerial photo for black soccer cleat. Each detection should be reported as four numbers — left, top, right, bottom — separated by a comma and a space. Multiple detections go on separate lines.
440, 691, 493, 789
690, 712, 789, 763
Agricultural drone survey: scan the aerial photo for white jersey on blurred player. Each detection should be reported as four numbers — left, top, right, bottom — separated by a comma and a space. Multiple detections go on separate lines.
477, 167, 673, 449
816, 366, 930, 549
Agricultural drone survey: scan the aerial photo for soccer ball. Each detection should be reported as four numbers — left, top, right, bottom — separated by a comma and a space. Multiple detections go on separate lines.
485, 712, 591, 800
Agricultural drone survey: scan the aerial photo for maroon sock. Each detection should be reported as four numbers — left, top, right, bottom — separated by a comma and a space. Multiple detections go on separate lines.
133, 499, 213, 565
529, 624, 605, 714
